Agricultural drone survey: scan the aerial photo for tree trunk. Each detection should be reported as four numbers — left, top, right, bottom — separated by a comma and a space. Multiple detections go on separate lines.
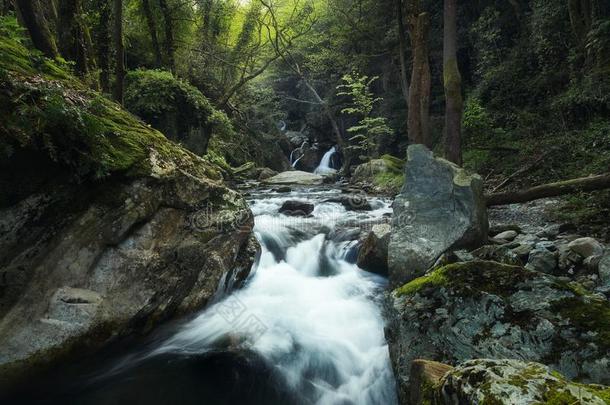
158, 0, 175, 73
443, 0, 463, 165
97, 0, 111, 93
57, 0, 95, 78
486, 174, 610, 206
568, 0, 593, 45
395, 0, 410, 110
113, 0, 125, 103
14, 0, 59, 58
420, 31, 431, 147
142, 0, 163, 67
406, 11, 431, 146
201, 0, 213, 41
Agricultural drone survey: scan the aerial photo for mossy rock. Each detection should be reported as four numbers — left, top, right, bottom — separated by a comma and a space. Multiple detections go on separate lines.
417, 359, 610, 405
386, 260, 610, 402
0, 30, 257, 392
0, 33, 228, 207
351, 154, 405, 194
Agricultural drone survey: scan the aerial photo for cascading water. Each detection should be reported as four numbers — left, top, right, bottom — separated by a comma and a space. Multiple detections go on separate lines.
17, 187, 397, 405
314, 146, 337, 174
290, 140, 308, 168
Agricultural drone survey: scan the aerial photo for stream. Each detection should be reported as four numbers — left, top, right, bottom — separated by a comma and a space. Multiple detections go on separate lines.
14, 185, 398, 405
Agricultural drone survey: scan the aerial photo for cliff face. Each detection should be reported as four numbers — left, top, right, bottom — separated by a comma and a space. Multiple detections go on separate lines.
0, 35, 258, 389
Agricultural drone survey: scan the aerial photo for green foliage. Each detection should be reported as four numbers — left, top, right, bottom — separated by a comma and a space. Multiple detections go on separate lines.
0, 33, 220, 191
337, 71, 392, 160
124, 69, 234, 153
0, 16, 70, 80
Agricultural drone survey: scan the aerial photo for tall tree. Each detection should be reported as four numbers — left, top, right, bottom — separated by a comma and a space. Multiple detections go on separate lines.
57, 0, 96, 78
142, 0, 163, 67
113, 0, 125, 103
158, 0, 175, 73
443, 0, 463, 165
14, 0, 59, 58
405, 1, 431, 147
97, 0, 112, 93
395, 0, 410, 110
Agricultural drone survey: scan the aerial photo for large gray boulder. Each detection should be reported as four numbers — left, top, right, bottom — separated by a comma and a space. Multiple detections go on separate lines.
385, 260, 610, 401
263, 170, 324, 186
388, 145, 488, 286
0, 62, 257, 389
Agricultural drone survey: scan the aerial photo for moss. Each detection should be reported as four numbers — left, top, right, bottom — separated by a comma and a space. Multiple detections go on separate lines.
394, 261, 530, 298
369, 154, 405, 193
550, 296, 610, 352
0, 34, 223, 189
0, 27, 71, 80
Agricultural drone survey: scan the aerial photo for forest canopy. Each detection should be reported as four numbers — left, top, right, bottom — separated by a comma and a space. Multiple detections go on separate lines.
2, 0, 609, 187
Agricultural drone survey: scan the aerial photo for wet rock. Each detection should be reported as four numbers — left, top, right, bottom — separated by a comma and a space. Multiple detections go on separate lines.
568, 237, 604, 259
415, 359, 610, 405
278, 200, 314, 217
599, 255, 610, 287
357, 224, 391, 276
273, 186, 292, 193
525, 247, 558, 274
471, 245, 521, 265
388, 145, 488, 286
558, 244, 583, 272
511, 243, 534, 260
325, 195, 372, 211
385, 260, 610, 396
258, 167, 278, 180
494, 230, 518, 241
263, 171, 324, 186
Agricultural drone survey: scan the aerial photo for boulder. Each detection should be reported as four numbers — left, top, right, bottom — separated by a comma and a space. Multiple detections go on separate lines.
351, 155, 405, 194
278, 200, 314, 217
325, 195, 372, 211
258, 167, 278, 180
471, 245, 522, 266
263, 171, 324, 186
357, 224, 391, 275
385, 260, 610, 398
388, 145, 488, 286
494, 230, 518, 241
568, 237, 604, 258
599, 255, 610, 287
413, 359, 610, 405
0, 43, 257, 390
525, 247, 558, 274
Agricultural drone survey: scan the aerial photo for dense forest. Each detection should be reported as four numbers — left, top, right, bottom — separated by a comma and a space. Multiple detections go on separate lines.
1, 0, 610, 404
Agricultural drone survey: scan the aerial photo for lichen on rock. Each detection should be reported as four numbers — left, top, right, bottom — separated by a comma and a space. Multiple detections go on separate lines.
414, 359, 610, 405
385, 260, 610, 402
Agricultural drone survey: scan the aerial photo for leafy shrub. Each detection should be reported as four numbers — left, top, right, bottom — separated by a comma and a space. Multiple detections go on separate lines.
125, 69, 234, 154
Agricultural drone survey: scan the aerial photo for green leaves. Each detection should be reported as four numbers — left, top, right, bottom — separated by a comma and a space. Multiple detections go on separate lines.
336, 70, 392, 160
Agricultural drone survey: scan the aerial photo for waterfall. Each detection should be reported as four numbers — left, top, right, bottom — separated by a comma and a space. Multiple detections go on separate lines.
314, 146, 337, 174
289, 140, 308, 168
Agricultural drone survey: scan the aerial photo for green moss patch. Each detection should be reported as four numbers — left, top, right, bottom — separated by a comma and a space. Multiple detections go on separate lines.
394, 261, 530, 298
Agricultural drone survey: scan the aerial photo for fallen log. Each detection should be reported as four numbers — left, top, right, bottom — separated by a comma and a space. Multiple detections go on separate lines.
486, 173, 610, 206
